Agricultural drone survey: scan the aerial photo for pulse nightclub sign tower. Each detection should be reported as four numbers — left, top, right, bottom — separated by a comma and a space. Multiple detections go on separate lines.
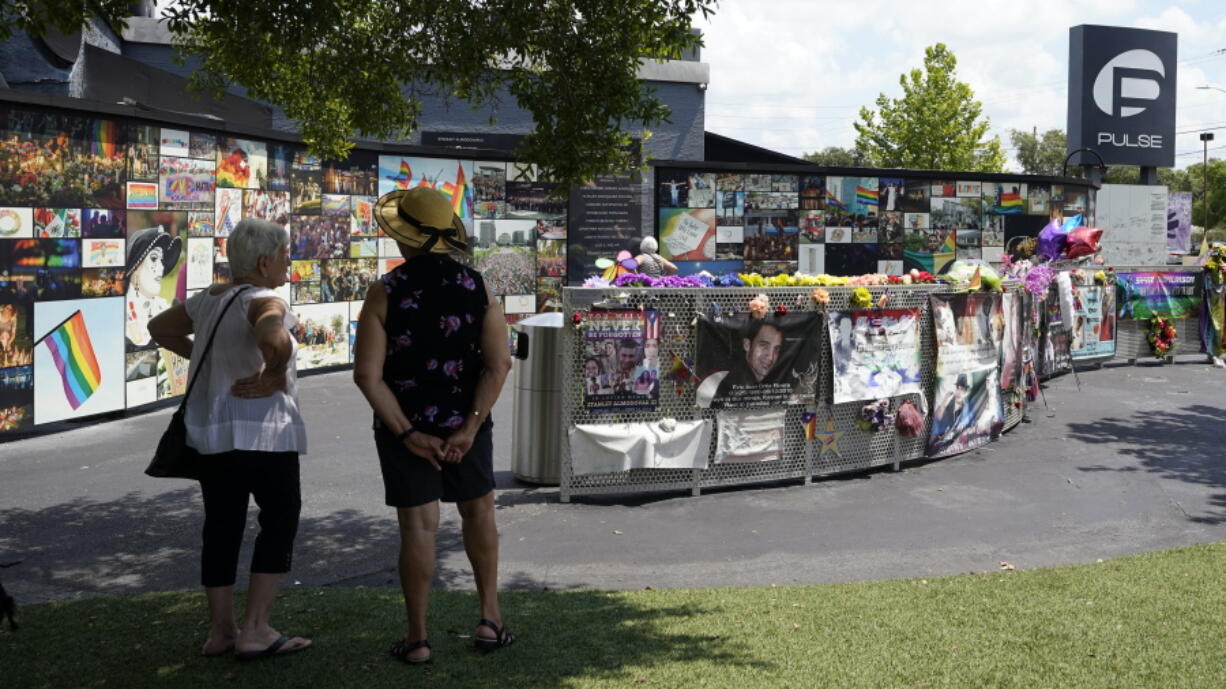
1067, 25, 1177, 184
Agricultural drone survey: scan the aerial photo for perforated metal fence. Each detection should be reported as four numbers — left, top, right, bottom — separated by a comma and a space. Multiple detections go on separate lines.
560, 284, 1029, 501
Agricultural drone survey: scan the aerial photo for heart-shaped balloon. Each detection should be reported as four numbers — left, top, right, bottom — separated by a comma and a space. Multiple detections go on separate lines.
1036, 219, 1067, 261
1065, 227, 1103, 259
1061, 214, 1082, 233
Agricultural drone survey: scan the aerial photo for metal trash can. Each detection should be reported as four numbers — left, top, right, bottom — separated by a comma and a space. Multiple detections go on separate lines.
511, 312, 564, 484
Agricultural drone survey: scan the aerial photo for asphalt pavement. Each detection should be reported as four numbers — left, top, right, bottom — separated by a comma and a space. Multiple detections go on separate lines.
2, 359, 1224, 603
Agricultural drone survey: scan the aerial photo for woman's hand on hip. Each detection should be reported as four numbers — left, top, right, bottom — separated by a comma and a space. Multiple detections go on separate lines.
231, 366, 287, 398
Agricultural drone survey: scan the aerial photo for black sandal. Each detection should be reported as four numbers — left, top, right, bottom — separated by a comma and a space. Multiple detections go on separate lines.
474, 618, 516, 652
389, 638, 432, 665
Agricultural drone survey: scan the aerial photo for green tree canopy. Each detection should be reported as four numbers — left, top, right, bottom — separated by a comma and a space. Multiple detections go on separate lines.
853, 43, 1005, 172
5, 1, 713, 188
163, 0, 713, 188
802, 146, 863, 167
1009, 128, 1067, 175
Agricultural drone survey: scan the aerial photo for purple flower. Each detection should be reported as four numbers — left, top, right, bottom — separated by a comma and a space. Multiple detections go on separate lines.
456, 273, 477, 291
441, 315, 463, 336
1023, 265, 1057, 295
442, 360, 463, 379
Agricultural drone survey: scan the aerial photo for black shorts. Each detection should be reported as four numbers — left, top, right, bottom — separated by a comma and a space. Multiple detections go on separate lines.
375, 418, 495, 508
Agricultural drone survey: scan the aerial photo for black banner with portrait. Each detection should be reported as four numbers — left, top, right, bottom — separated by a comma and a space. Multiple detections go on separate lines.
694, 312, 821, 409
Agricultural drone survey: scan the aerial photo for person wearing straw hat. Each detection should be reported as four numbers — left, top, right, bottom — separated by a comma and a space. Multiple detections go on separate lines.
353, 187, 515, 665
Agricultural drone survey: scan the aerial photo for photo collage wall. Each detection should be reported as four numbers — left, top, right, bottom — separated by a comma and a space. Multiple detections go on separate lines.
0, 103, 563, 434
657, 169, 1092, 278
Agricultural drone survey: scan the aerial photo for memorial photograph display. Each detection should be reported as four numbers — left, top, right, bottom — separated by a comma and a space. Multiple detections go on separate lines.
0, 100, 570, 433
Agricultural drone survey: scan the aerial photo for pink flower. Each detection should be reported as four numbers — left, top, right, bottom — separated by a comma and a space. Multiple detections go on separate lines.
748, 294, 770, 319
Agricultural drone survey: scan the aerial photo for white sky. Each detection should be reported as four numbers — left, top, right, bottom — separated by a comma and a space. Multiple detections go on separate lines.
693, 0, 1226, 169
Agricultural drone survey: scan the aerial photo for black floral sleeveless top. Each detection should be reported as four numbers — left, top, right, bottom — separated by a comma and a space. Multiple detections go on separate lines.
379, 254, 489, 438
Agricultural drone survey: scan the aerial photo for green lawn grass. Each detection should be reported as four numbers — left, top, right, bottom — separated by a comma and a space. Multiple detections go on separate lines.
6, 542, 1226, 688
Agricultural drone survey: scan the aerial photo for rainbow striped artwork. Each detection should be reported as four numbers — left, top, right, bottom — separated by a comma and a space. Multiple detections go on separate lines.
825, 189, 848, 213
37, 311, 101, 410
855, 185, 879, 207
92, 120, 117, 158
439, 161, 473, 220
995, 193, 1024, 214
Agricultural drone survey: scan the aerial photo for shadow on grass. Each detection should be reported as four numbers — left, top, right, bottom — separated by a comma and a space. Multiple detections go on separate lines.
0, 488, 552, 603
1066, 404, 1226, 524
5, 587, 769, 689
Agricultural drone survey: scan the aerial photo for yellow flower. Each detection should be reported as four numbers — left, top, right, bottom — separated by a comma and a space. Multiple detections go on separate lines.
851, 287, 873, 309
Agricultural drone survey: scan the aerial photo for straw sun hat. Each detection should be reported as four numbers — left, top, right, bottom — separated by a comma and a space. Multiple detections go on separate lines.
373, 187, 469, 253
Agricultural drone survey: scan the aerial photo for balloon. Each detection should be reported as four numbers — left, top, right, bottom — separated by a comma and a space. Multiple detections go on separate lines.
1037, 219, 1068, 261
1065, 227, 1103, 259
594, 257, 614, 269
1061, 214, 1083, 233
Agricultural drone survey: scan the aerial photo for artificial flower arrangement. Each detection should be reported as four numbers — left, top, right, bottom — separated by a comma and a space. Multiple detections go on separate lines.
850, 287, 874, 309
747, 294, 771, 319
1204, 245, 1226, 285
1147, 314, 1177, 357
1093, 267, 1114, 286
582, 269, 936, 290
856, 399, 895, 433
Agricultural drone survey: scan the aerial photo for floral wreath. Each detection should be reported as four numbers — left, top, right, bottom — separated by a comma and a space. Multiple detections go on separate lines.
1147, 315, 1176, 358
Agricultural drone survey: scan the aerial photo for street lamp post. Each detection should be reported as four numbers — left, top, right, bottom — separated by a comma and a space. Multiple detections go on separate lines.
1202, 132, 1215, 232
1197, 86, 1224, 232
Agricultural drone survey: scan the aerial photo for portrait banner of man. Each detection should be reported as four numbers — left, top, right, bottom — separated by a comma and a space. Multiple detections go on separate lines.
581, 310, 659, 414
694, 312, 820, 409
928, 293, 1004, 459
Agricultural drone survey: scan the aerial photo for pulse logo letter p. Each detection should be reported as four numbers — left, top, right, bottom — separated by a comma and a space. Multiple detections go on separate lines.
1092, 49, 1165, 118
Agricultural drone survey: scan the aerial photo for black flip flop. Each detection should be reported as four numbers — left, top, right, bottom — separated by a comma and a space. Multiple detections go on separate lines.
474, 618, 516, 652
235, 634, 311, 661
390, 638, 432, 665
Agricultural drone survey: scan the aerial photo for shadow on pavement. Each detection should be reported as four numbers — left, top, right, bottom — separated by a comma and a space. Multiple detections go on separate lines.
0, 487, 553, 602
1067, 404, 1226, 524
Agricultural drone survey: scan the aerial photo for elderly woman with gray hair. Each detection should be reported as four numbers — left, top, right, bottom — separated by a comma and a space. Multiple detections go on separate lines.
634, 236, 677, 278
149, 218, 311, 661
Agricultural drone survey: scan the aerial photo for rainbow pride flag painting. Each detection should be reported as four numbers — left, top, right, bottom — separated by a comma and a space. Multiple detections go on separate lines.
855, 185, 879, 207
995, 192, 1024, 214
825, 189, 849, 213
92, 120, 117, 158
439, 161, 473, 220
36, 311, 102, 410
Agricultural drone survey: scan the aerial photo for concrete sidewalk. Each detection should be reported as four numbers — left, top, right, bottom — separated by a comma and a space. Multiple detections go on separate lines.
1, 359, 1224, 603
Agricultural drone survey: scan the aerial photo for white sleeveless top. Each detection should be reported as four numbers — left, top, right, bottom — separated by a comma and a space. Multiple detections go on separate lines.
182, 284, 307, 455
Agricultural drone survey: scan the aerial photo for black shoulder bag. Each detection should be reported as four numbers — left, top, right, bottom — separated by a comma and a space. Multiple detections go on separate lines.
145, 285, 251, 480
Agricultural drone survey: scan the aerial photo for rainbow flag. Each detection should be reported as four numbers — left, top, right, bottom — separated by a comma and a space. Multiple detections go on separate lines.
92, 120, 116, 158
397, 160, 412, 189
939, 231, 956, 253
37, 311, 102, 410
439, 162, 472, 220
855, 185, 879, 207
996, 192, 1024, 214
825, 189, 848, 213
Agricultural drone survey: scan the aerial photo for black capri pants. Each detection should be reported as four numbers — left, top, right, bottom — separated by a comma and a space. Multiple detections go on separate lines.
198, 449, 301, 588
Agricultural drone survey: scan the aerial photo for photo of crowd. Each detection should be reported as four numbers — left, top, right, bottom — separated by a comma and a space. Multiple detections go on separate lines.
537, 239, 565, 278
292, 215, 349, 259
318, 258, 376, 302
243, 190, 292, 226
290, 168, 322, 214
81, 267, 123, 297
743, 216, 797, 262
291, 303, 349, 368
475, 246, 535, 297
506, 181, 566, 220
